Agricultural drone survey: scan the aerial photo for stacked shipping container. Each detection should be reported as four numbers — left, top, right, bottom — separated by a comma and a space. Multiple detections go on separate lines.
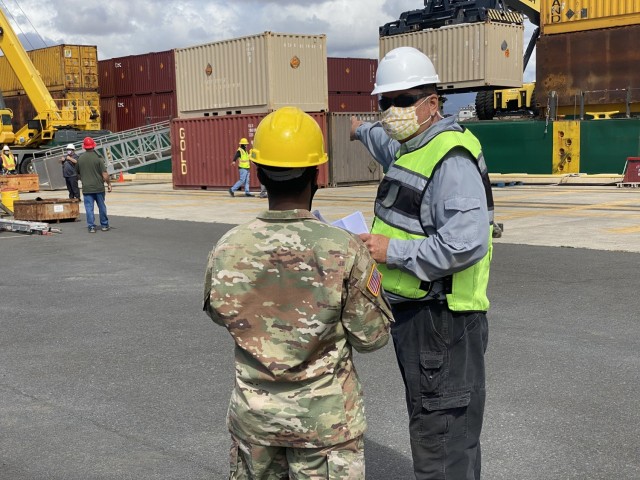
536, 0, 640, 115
98, 50, 177, 132
0, 44, 101, 131
327, 57, 377, 112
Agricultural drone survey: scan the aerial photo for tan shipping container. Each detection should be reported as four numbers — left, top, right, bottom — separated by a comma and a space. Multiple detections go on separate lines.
175, 32, 328, 117
541, 0, 640, 35
0, 44, 99, 95
379, 22, 524, 92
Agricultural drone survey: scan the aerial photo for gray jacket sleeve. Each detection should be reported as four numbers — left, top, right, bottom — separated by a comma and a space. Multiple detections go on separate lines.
355, 122, 400, 171
385, 151, 490, 281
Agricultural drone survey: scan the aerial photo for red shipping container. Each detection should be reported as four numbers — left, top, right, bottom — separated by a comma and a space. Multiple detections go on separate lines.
171, 113, 329, 190
622, 158, 640, 184
98, 59, 115, 97
327, 57, 377, 93
116, 95, 153, 131
148, 92, 177, 124
328, 92, 377, 113
99, 96, 118, 132
147, 51, 176, 94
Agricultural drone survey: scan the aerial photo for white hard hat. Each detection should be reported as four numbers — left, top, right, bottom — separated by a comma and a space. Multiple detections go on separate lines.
66, 144, 76, 150
371, 47, 440, 95
2, 145, 9, 151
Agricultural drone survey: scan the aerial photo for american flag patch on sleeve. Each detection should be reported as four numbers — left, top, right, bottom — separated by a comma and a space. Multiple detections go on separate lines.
366, 265, 383, 297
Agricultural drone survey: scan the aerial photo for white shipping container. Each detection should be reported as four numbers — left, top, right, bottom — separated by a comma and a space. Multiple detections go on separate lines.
175, 32, 328, 116
379, 22, 524, 92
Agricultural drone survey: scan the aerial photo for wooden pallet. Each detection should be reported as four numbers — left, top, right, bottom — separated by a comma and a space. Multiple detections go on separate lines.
0, 174, 40, 192
13, 198, 79, 222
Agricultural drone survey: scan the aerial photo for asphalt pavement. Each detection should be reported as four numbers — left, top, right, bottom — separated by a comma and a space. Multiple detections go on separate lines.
1, 183, 639, 479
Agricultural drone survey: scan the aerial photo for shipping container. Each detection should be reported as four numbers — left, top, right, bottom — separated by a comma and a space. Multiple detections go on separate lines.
379, 22, 524, 92
536, 25, 640, 113
175, 32, 328, 117
328, 93, 377, 113
327, 57, 377, 93
327, 113, 383, 186
99, 92, 177, 132
541, 0, 640, 35
99, 96, 118, 132
171, 113, 329, 189
4, 90, 101, 131
0, 44, 98, 95
98, 50, 176, 98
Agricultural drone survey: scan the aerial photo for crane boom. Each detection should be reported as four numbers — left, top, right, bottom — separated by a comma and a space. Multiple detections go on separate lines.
0, 7, 100, 148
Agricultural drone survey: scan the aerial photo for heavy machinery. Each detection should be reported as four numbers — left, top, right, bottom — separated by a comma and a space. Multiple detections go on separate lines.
380, 0, 542, 119
0, 7, 105, 172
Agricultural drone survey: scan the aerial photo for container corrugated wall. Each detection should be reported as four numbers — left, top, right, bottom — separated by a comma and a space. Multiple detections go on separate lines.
541, 0, 640, 34
327, 113, 383, 186
99, 92, 177, 132
327, 57, 377, 93
329, 93, 377, 112
171, 113, 329, 189
175, 32, 327, 116
536, 25, 640, 110
98, 50, 176, 97
379, 22, 523, 92
0, 44, 98, 95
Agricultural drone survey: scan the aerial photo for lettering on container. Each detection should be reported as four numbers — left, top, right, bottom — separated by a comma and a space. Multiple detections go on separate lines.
550, 0, 561, 23
179, 127, 187, 175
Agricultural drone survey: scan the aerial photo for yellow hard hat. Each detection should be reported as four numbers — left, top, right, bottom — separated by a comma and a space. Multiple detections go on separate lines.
251, 107, 327, 168
239, 138, 249, 145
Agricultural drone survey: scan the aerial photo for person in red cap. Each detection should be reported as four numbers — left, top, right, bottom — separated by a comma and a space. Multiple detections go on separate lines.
75, 136, 112, 233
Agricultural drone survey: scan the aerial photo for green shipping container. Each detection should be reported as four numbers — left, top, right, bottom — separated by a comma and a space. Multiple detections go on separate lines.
465, 120, 553, 174
580, 119, 640, 174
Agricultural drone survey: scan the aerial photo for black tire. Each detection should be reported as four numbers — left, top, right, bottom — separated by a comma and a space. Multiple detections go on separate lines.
475, 91, 487, 120
529, 89, 540, 117
19, 158, 34, 174
483, 90, 495, 120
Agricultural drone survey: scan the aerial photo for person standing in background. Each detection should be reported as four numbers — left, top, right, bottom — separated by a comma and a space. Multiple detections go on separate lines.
76, 137, 111, 233
1, 145, 17, 175
60, 144, 80, 200
228, 137, 253, 197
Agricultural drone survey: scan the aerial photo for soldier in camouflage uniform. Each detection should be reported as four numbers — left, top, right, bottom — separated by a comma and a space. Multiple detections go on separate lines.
203, 106, 393, 479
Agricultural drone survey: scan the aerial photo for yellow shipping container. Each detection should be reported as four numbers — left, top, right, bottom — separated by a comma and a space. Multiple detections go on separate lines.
542, 0, 640, 34
0, 44, 98, 95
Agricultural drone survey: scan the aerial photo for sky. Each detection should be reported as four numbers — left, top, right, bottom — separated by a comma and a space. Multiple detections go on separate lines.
1, 0, 537, 114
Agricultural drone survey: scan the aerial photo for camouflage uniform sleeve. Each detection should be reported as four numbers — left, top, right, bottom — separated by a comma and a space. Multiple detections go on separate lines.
341, 238, 393, 353
202, 249, 225, 327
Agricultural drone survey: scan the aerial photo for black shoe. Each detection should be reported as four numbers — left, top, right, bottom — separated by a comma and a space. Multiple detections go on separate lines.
101, 226, 110, 232
245, 192, 254, 197
259, 193, 268, 198
228, 188, 234, 197
88, 227, 96, 233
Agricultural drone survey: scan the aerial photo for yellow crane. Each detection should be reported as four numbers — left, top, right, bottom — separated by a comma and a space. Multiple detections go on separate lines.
0, 7, 100, 150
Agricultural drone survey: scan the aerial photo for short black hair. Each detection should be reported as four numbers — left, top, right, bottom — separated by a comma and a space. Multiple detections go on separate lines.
415, 84, 439, 96
257, 166, 317, 196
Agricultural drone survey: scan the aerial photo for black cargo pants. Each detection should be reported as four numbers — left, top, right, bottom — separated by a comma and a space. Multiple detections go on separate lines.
390, 300, 488, 480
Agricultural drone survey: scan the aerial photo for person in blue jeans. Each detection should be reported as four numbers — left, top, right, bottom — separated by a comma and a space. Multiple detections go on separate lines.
228, 138, 254, 197
75, 137, 112, 233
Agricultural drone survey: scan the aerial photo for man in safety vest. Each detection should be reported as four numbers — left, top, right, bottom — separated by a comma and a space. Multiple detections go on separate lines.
1, 145, 17, 175
204, 106, 392, 479
351, 47, 494, 480
228, 137, 254, 197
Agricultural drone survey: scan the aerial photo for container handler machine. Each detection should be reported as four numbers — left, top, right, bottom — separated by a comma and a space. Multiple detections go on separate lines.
380, 0, 542, 120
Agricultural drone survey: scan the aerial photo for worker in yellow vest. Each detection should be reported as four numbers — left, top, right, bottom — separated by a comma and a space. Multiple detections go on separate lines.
351, 47, 494, 480
1, 145, 17, 175
229, 138, 254, 197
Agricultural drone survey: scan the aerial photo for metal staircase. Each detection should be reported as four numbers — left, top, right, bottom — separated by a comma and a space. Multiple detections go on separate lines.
33, 120, 172, 190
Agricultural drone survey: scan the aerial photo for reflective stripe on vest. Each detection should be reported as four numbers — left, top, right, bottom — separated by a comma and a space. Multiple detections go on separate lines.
371, 129, 492, 311
237, 148, 250, 169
